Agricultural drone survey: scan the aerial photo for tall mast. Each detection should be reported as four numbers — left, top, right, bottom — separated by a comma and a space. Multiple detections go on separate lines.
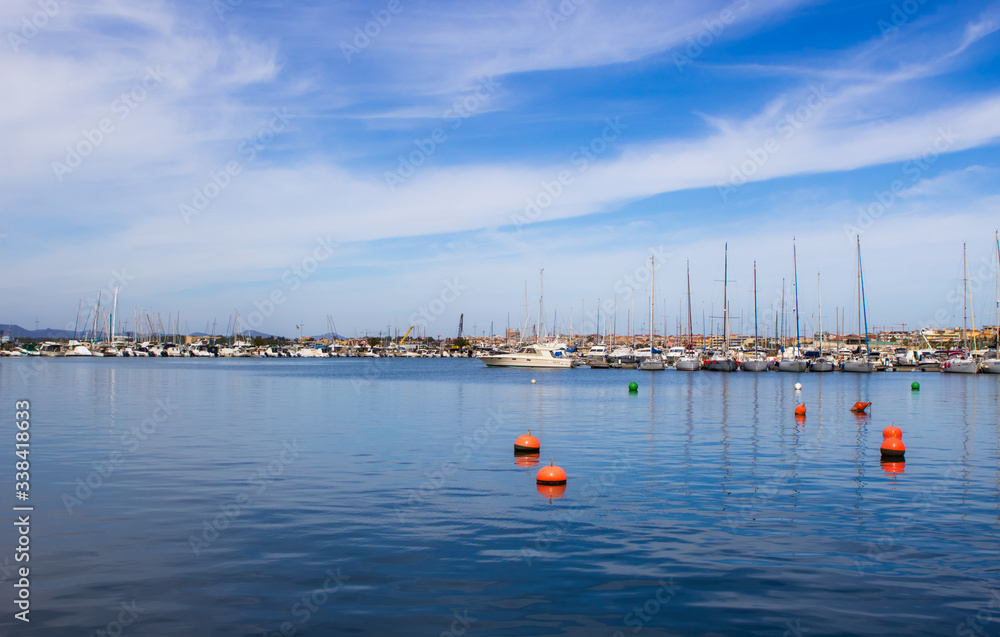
650, 255, 655, 351
686, 260, 693, 349
817, 273, 823, 358
752, 261, 759, 356
723, 243, 729, 353
539, 269, 544, 343
858, 235, 870, 359
792, 238, 800, 354
996, 230, 999, 350
963, 243, 969, 351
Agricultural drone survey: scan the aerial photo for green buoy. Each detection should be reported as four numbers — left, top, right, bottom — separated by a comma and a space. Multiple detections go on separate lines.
911, 381, 920, 391
628, 382, 638, 392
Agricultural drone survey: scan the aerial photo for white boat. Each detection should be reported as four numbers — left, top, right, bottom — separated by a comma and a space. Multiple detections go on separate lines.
983, 231, 1000, 374
481, 342, 577, 368
639, 254, 665, 371
810, 272, 834, 372
942, 243, 978, 375
778, 238, 809, 372
705, 243, 738, 372
743, 262, 768, 372
842, 236, 874, 373
585, 344, 610, 368
664, 346, 686, 366
609, 345, 637, 368
809, 358, 836, 372
675, 354, 702, 371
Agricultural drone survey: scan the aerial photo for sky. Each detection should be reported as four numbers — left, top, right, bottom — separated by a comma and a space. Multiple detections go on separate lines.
2, 0, 1000, 340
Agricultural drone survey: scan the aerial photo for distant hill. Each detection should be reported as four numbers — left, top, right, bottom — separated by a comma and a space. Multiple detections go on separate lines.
191, 330, 278, 339
0, 324, 76, 339
311, 332, 348, 341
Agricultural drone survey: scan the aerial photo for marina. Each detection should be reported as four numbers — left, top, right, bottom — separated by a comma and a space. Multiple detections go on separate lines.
2, 356, 998, 635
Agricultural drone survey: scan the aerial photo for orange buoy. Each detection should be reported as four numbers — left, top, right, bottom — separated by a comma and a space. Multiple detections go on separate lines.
514, 452, 540, 467
882, 425, 902, 439
536, 458, 567, 485
537, 483, 566, 499
514, 429, 540, 453
850, 401, 871, 413
880, 436, 905, 459
794, 404, 806, 416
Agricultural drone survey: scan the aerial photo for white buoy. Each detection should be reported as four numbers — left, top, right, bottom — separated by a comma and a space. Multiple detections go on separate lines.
531, 379, 536, 384
794, 382, 802, 391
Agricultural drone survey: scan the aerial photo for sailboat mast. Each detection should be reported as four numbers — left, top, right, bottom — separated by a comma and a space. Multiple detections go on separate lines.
649, 255, 655, 351
723, 243, 729, 353
792, 238, 800, 353
539, 269, 544, 343
817, 273, 823, 357
753, 261, 759, 356
858, 235, 870, 358
963, 243, 969, 351
686, 260, 693, 349
996, 230, 999, 350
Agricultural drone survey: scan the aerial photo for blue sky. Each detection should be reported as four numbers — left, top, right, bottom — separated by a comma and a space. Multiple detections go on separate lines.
2, 0, 999, 339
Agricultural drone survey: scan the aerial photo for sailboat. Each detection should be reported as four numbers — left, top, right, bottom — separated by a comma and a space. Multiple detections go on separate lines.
941, 243, 979, 374
482, 269, 577, 368
983, 231, 1000, 374
639, 255, 666, 370
810, 273, 835, 372
743, 261, 769, 372
705, 243, 739, 371
676, 260, 701, 371
778, 238, 809, 372
842, 236, 875, 373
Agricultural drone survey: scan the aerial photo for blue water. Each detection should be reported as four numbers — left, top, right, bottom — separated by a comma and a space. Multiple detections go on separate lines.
1, 358, 998, 636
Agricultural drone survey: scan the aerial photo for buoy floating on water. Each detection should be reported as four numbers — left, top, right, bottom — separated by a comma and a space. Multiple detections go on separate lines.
514, 429, 541, 453
880, 436, 905, 460
882, 425, 902, 439
850, 401, 872, 413
531, 379, 536, 384
628, 382, 638, 392
794, 404, 806, 416
794, 383, 802, 391
911, 381, 920, 391
536, 458, 567, 486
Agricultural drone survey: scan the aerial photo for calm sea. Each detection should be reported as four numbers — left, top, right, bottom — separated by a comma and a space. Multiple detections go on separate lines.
1, 358, 998, 636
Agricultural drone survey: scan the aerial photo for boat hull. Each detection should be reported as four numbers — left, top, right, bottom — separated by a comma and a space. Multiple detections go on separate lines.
675, 358, 701, 371
777, 359, 808, 372
809, 360, 835, 373
842, 360, 875, 373
705, 359, 739, 372
481, 356, 574, 369
982, 359, 1000, 374
741, 359, 768, 372
940, 358, 978, 374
